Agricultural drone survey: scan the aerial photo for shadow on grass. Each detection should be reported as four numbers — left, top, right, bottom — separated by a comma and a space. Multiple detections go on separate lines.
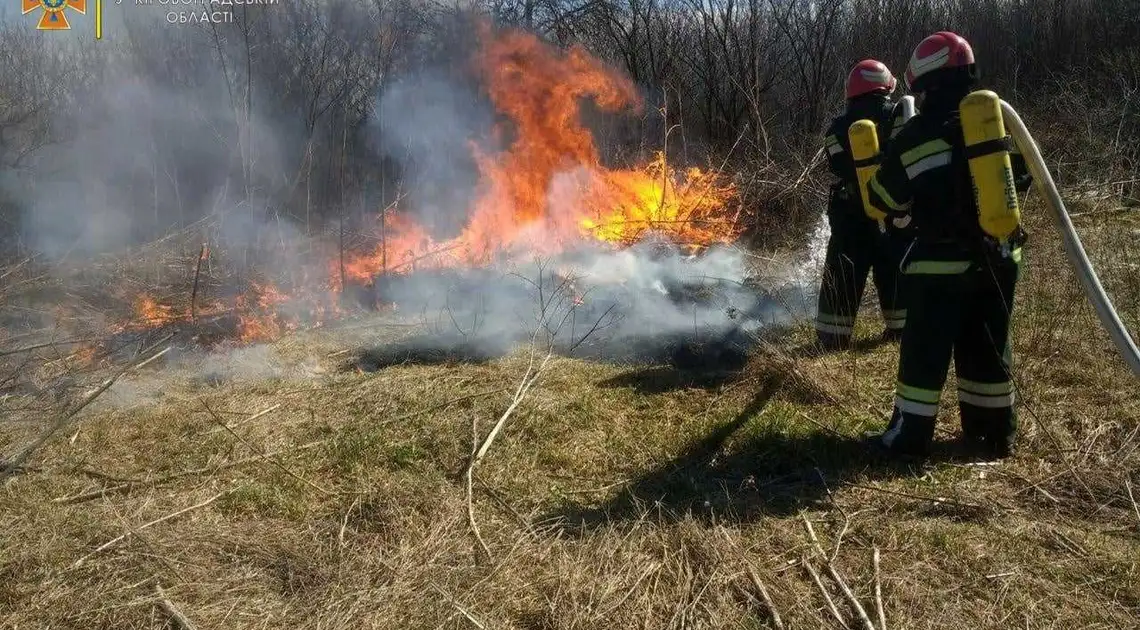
598, 366, 743, 394
788, 332, 897, 358
543, 375, 982, 531
349, 326, 756, 375
353, 332, 513, 371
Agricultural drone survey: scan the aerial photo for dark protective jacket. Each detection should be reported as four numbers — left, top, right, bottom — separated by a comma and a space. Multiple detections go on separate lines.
867, 85, 1033, 265
823, 93, 910, 222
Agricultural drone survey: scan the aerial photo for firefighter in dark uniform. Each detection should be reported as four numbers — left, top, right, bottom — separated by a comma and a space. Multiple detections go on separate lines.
815, 59, 912, 350
862, 32, 1033, 459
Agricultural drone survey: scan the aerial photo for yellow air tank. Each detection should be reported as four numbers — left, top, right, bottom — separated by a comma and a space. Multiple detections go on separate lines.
959, 90, 1021, 240
848, 119, 886, 225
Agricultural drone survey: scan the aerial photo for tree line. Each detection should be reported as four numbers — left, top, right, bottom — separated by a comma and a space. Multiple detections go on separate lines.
0, 0, 1135, 257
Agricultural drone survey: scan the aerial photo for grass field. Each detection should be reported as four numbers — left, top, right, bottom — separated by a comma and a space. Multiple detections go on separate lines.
1, 203, 1138, 629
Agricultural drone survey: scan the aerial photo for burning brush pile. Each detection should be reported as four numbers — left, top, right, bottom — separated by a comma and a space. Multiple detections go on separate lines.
9, 25, 813, 375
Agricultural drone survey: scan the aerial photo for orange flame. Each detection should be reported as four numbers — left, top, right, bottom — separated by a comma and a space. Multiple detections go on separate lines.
341, 24, 741, 280
133, 295, 178, 328
105, 25, 741, 348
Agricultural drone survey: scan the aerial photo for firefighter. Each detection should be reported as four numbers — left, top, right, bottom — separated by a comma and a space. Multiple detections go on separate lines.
815, 59, 912, 350
862, 32, 1033, 459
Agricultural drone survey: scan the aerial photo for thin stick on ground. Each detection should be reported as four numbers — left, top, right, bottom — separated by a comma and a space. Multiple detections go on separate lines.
205, 403, 282, 434
463, 321, 556, 561
469, 348, 554, 468
372, 554, 485, 628
0, 338, 99, 358
873, 548, 887, 630
1, 336, 174, 483
53, 440, 326, 504
803, 557, 849, 629
466, 413, 491, 560
802, 515, 876, 630
842, 482, 987, 511
72, 491, 226, 568
716, 527, 786, 630
200, 400, 331, 495
190, 243, 207, 323
747, 566, 787, 630
1126, 477, 1140, 527
154, 583, 198, 630
343, 389, 507, 455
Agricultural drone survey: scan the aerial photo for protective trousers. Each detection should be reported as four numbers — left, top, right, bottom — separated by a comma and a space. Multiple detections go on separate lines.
880, 251, 1020, 457
815, 202, 908, 349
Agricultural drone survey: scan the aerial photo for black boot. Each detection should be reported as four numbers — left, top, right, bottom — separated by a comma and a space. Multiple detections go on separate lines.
959, 416, 1015, 461
862, 411, 935, 459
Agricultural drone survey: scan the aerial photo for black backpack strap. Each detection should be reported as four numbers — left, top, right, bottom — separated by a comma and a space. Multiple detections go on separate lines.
943, 117, 985, 241
964, 135, 1015, 160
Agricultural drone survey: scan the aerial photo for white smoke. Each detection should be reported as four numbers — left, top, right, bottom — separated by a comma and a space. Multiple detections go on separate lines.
355, 50, 823, 365
0, 7, 825, 380
98, 343, 328, 409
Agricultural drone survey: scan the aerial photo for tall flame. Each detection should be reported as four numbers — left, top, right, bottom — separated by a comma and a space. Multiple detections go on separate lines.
342, 24, 741, 281
104, 25, 742, 348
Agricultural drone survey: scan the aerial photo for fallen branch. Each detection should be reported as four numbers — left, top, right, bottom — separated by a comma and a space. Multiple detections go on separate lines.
386, 243, 464, 274
1126, 478, 1140, 527
803, 557, 849, 629
190, 243, 207, 323
466, 414, 491, 560
470, 350, 553, 469
1, 336, 174, 483
205, 403, 282, 434
797, 411, 854, 442
372, 553, 486, 629
54, 440, 325, 504
0, 256, 33, 281
716, 526, 785, 630
463, 341, 555, 563
340, 389, 507, 456
803, 516, 876, 630
842, 482, 987, 511
200, 400, 331, 495
392, 389, 506, 425
73, 491, 225, 568
873, 548, 887, 630
0, 338, 100, 358
747, 566, 787, 630
154, 583, 198, 630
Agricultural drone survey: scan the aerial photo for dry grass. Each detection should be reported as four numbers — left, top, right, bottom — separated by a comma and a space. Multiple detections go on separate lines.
1, 199, 1139, 629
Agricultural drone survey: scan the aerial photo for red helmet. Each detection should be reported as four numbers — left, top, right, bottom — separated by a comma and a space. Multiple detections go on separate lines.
905, 31, 976, 91
845, 60, 897, 99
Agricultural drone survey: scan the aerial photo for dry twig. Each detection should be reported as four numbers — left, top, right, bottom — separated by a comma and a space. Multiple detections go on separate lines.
54, 440, 325, 504
200, 400, 331, 495
802, 515, 876, 630
746, 566, 787, 630
154, 583, 198, 630
205, 403, 282, 434
873, 548, 887, 630
466, 413, 492, 560
73, 491, 226, 568
803, 557, 849, 629
716, 527, 786, 629
462, 347, 553, 562
0, 338, 99, 358
190, 243, 207, 323
1, 336, 173, 483
1125, 478, 1140, 527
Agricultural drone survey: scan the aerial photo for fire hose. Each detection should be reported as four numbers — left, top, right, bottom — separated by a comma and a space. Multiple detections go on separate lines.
1001, 101, 1140, 376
